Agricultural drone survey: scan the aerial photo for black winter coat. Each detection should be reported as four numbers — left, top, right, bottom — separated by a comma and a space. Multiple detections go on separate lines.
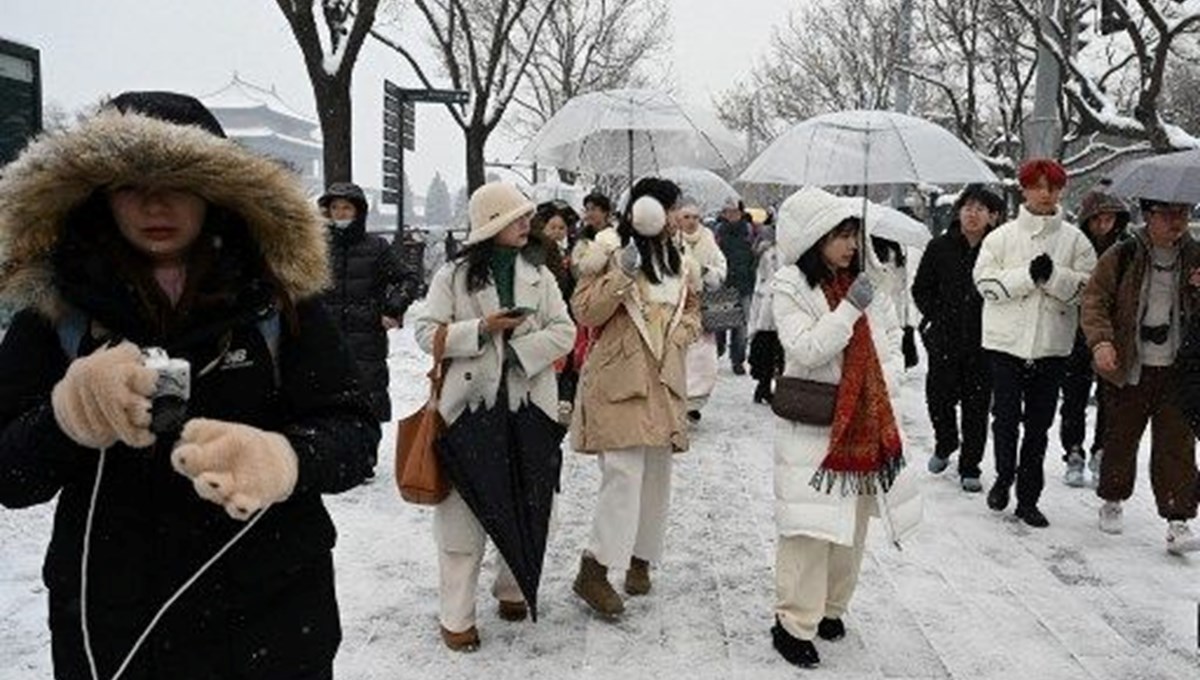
716, 218, 756, 296
0, 107, 380, 680
912, 223, 987, 362
322, 221, 421, 421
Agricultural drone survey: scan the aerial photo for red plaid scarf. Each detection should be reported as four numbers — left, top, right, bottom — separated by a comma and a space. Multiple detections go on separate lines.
812, 272, 905, 495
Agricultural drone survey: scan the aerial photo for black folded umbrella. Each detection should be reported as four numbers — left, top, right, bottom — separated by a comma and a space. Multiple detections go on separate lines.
436, 388, 566, 621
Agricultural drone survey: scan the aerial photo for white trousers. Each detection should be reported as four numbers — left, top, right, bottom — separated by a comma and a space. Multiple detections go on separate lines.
434, 490, 525, 633
586, 446, 674, 570
774, 495, 871, 641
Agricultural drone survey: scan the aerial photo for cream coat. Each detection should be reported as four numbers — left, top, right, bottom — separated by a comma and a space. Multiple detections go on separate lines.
973, 205, 1097, 359
570, 229, 702, 453
414, 255, 576, 426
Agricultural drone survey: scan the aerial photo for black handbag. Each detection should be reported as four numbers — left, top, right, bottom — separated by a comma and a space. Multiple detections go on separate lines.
701, 287, 745, 332
770, 376, 838, 425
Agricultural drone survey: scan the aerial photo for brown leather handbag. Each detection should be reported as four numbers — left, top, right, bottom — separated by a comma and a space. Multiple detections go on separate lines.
770, 376, 838, 426
395, 325, 451, 505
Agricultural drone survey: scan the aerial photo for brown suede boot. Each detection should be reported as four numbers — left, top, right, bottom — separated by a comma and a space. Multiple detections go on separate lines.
573, 553, 624, 617
625, 556, 651, 596
440, 625, 480, 652
497, 600, 528, 622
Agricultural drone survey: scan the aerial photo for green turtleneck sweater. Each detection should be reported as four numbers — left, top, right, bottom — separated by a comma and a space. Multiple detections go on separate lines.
490, 246, 519, 308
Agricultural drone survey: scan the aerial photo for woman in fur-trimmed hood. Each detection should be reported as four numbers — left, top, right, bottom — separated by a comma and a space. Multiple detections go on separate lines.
0, 92, 379, 680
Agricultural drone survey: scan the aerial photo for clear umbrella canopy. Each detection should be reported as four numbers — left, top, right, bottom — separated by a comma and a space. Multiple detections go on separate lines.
519, 89, 744, 182
738, 110, 998, 187
614, 166, 740, 216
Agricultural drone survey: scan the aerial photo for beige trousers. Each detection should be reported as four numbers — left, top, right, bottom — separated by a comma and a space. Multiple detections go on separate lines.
587, 446, 674, 569
434, 490, 525, 633
774, 495, 872, 641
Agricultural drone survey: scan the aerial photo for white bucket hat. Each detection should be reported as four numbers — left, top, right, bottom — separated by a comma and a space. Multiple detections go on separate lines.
466, 182, 535, 245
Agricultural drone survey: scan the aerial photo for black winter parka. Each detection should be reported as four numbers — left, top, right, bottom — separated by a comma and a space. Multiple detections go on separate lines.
322, 220, 422, 421
0, 108, 379, 680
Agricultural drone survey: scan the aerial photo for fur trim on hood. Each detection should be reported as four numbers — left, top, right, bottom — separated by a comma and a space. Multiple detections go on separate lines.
0, 110, 328, 319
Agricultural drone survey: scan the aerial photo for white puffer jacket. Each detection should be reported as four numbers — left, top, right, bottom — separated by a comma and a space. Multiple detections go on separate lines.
771, 187, 922, 547
973, 205, 1097, 359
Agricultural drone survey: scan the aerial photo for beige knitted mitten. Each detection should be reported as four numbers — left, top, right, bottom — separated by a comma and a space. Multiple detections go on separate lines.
171, 418, 299, 521
51, 341, 158, 449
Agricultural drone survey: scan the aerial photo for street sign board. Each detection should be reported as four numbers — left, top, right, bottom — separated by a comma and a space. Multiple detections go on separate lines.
396, 87, 469, 105
383, 141, 400, 160
381, 189, 399, 205
383, 158, 399, 176
402, 125, 415, 152
383, 174, 401, 190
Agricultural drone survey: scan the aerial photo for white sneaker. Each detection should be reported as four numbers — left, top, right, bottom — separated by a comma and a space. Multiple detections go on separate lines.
1088, 449, 1103, 475
1063, 450, 1086, 488
1099, 501, 1123, 534
1166, 521, 1200, 555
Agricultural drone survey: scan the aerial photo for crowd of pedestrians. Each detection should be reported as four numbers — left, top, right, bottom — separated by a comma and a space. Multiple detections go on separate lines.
0, 91, 1196, 678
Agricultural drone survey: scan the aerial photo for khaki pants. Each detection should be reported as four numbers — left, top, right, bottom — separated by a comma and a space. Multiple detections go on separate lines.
587, 446, 674, 569
775, 495, 871, 641
434, 490, 525, 633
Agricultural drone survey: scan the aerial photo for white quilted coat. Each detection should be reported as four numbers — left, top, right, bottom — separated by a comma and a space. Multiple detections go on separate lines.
771, 187, 923, 547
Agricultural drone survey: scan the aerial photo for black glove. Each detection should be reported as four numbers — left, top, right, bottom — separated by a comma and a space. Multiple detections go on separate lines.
902, 325, 919, 369
1030, 253, 1054, 284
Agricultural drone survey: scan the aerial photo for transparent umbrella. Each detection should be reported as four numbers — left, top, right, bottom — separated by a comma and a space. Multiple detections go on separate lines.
615, 166, 740, 216
519, 89, 744, 184
738, 110, 998, 187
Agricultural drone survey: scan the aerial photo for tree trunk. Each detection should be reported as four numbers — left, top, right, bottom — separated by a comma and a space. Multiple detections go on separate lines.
465, 127, 488, 193
313, 74, 354, 185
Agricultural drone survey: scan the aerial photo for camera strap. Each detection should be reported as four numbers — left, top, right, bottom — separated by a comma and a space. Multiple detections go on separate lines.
81, 449, 266, 680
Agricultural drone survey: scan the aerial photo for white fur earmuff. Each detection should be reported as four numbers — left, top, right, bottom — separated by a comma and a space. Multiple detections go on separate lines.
631, 195, 666, 237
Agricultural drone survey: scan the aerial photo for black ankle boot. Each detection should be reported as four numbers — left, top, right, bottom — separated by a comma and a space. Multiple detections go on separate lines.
771, 618, 819, 668
753, 381, 772, 404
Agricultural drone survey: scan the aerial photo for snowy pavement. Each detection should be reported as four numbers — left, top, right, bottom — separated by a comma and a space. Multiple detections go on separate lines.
3, 327, 1199, 679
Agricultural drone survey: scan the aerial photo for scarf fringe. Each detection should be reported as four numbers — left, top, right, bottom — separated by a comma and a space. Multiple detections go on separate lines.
809, 455, 907, 497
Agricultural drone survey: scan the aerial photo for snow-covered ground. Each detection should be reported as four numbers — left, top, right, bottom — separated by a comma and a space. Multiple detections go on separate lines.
3, 327, 1199, 679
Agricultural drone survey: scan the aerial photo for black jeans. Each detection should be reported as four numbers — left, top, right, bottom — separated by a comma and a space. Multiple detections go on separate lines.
1058, 335, 1106, 459
989, 351, 1066, 509
926, 349, 992, 478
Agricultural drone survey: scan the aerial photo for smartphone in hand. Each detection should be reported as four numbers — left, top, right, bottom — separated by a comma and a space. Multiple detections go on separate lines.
502, 306, 535, 318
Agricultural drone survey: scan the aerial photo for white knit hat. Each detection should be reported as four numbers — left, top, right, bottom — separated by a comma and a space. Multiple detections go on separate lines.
466, 182, 535, 245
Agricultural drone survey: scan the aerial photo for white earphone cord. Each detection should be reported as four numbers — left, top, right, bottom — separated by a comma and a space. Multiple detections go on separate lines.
82, 448, 266, 680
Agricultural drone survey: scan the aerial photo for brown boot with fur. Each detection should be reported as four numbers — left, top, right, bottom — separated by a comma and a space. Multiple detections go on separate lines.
573, 553, 624, 617
625, 556, 651, 596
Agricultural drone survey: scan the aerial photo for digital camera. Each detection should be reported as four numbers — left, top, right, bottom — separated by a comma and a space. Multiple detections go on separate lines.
141, 348, 191, 434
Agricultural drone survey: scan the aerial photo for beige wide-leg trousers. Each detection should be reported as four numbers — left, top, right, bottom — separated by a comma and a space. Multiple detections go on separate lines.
434, 489, 525, 633
775, 495, 872, 641
587, 446, 674, 569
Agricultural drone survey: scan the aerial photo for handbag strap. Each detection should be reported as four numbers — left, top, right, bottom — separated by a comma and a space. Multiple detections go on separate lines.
428, 325, 449, 402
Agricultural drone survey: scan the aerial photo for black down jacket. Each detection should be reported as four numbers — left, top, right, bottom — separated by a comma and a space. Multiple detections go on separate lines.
912, 221, 988, 362
322, 219, 422, 422
0, 105, 380, 680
